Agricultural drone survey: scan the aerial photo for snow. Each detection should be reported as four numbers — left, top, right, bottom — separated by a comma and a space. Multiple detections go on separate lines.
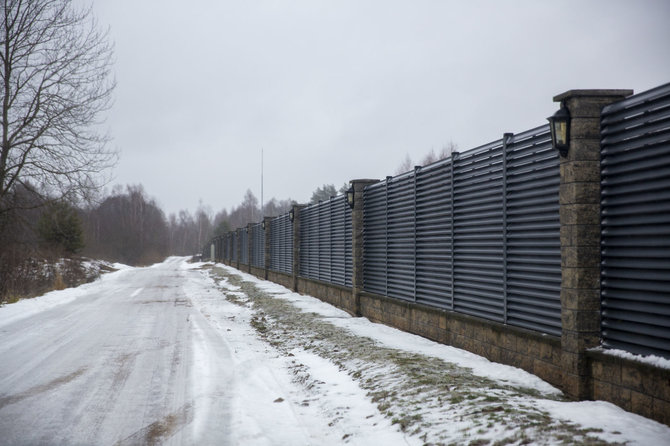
211, 262, 670, 446
0, 263, 133, 329
1, 257, 669, 446
535, 399, 670, 445
220, 264, 559, 395
592, 346, 670, 370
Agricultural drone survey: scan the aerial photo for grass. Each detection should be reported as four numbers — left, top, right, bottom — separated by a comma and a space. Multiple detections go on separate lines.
204, 265, 627, 446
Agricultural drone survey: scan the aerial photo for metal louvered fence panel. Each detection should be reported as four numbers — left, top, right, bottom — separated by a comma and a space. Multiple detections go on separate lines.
415, 160, 454, 308
318, 201, 333, 283
363, 128, 561, 335
387, 174, 416, 301
251, 223, 265, 268
601, 82, 670, 358
363, 181, 389, 297
240, 229, 249, 264
231, 232, 238, 262
270, 213, 293, 274
452, 141, 505, 322
505, 126, 561, 336
300, 205, 319, 279
299, 196, 352, 287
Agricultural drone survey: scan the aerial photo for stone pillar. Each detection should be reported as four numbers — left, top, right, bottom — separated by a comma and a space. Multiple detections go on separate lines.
291, 204, 306, 292
555, 89, 633, 399
350, 179, 380, 316
263, 217, 272, 280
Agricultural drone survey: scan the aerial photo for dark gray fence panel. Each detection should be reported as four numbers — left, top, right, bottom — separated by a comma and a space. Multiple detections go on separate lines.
506, 126, 561, 336
251, 223, 265, 268
318, 201, 333, 283
344, 201, 353, 288
329, 196, 350, 286
240, 229, 249, 264
300, 205, 319, 278
386, 173, 416, 302
231, 232, 238, 262
270, 213, 293, 274
363, 182, 388, 296
415, 159, 454, 309
220, 235, 224, 260
601, 82, 670, 358
452, 141, 505, 322
299, 196, 352, 287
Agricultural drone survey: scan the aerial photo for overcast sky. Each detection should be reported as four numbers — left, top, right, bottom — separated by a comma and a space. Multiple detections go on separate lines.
89, 0, 670, 217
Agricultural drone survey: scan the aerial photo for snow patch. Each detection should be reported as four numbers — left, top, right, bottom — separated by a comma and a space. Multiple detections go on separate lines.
592, 347, 670, 369
535, 399, 670, 446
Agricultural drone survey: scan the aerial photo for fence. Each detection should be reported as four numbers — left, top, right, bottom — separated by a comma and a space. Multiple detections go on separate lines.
270, 213, 293, 275
250, 222, 265, 269
300, 195, 353, 287
363, 126, 561, 335
205, 83, 670, 425
600, 82, 670, 358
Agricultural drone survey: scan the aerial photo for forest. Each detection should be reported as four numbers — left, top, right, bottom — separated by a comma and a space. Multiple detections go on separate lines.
0, 181, 300, 301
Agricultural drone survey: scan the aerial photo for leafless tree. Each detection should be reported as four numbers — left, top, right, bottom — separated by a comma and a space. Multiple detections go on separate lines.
395, 154, 413, 175
1, 0, 116, 215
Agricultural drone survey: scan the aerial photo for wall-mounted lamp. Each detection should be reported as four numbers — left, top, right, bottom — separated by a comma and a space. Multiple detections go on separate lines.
547, 105, 571, 157
346, 184, 354, 209
261, 220, 266, 230
288, 208, 295, 222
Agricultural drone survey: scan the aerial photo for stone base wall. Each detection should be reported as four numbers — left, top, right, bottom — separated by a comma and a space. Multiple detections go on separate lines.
238, 262, 250, 274
360, 291, 564, 390
218, 262, 670, 427
249, 265, 266, 279
588, 350, 670, 425
296, 277, 354, 315
266, 270, 294, 290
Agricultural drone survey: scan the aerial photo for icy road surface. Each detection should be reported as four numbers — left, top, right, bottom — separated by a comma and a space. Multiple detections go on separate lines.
0, 257, 408, 445
1, 257, 669, 445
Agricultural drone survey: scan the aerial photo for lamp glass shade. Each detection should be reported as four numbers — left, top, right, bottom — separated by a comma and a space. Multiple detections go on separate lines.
547, 106, 570, 156
346, 187, 354, 208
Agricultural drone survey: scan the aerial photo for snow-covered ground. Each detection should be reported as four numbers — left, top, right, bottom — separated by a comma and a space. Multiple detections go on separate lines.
0, 257, 668, 445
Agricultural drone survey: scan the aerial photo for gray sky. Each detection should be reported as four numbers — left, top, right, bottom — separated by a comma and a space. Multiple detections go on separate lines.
90, 0, 670, 217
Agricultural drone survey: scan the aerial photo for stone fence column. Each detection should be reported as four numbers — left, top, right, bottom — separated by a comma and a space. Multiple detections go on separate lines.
350, 179, 380, 316
554, 89, 633, 399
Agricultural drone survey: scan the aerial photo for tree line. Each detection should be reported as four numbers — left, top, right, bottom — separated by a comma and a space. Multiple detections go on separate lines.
0, 0, 459, 301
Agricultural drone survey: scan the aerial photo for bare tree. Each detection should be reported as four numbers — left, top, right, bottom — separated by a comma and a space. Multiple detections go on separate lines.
395, 154, 413, 175
1, 0, 116, 215
309, 184, 338, 204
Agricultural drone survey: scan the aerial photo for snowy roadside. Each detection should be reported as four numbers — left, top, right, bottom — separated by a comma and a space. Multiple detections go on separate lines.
194, 262, 670, 446
0, 260, 132, 328
181, 260, 416, 445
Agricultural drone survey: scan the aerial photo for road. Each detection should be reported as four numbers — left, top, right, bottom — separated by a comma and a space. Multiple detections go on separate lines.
0, 258, 339, 445
2, 258, 668, 446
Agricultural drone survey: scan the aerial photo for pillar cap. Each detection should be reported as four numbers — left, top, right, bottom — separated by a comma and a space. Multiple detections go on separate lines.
553, 89, 633, 103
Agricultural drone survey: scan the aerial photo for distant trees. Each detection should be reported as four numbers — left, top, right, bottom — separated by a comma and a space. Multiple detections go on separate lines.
0, 0, 115, 299
309, 183, 348, 204
82, 185, 168, 265
37, 201, 84, 255
394, 142, 458, 175
0, 0, 116, 215
262, 197, 294, 217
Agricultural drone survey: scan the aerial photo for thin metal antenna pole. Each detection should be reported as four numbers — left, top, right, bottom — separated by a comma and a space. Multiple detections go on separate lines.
261, 147, 264, 218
